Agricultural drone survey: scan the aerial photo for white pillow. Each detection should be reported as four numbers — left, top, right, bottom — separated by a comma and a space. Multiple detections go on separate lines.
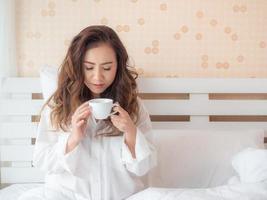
232, 148, 267, 183
148, 129, 265, 188
39, 66, 58, 101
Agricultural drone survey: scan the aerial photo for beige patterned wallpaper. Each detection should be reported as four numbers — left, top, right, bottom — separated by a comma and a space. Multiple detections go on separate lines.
16, 0, 267, 77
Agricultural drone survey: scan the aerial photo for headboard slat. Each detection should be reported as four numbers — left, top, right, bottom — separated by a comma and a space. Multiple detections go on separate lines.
137, 78, 267, 93
1, 78, 41, 93
1, 167, 44, 183
144, 100, 267, 115
1, 99, 267, 116
151, 122, 267, 131
1, 145, 34, 161
0, 100, 43, 115
2, 78, 267, 93
0, 123, 37, 138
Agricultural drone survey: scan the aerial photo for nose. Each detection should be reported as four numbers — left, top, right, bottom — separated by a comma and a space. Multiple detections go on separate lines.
92, 68, 103, 81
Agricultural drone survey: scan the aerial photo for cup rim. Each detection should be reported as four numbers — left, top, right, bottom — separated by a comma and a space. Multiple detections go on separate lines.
89, 98, 113, 104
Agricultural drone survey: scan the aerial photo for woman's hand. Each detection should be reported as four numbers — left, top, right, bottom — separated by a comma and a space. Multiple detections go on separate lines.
110, 104, 137, 158
66, 101, 91, 153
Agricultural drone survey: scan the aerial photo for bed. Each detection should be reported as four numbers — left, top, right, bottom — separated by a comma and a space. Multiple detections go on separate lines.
0, 72, 267, 199
127, 182, 267, 200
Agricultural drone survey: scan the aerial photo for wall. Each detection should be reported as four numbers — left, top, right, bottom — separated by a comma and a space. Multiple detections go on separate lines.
16, 0, 267, 77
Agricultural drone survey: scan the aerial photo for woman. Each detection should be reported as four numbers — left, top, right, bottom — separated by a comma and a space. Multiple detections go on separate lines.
19, 25, 156, 200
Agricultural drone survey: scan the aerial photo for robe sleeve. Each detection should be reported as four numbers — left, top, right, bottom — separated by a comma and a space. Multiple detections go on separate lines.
32, 107, 90, 177
121, 98, 157, 176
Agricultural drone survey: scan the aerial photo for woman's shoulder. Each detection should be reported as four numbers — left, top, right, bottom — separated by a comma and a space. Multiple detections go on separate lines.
136, 96, 142, 104
136, 96, 149, 115
41, 98, 57, 115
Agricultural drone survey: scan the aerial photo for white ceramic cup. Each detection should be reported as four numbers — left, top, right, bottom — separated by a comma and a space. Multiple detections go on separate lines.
88, 98, 117, 121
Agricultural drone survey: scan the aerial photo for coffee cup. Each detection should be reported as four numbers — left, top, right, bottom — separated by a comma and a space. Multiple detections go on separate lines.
88, 98, 117, 121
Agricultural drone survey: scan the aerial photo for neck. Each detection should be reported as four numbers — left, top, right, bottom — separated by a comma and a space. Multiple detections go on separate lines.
93, 93, 100, 98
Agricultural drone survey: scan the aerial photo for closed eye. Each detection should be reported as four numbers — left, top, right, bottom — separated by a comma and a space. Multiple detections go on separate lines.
103, 67, 111, 71
85, 66, 93, 70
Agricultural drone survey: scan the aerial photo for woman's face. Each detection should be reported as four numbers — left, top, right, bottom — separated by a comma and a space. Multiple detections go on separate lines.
83, 43, 117, 98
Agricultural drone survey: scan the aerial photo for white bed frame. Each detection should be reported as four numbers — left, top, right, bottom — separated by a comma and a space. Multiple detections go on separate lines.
0, 77, 267, 187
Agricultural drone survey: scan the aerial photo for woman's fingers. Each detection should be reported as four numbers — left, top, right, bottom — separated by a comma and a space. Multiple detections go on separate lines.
72, 102, 91, 119
75, 110, 91, 122
110, 115, 128, 132
72, 108, 90, 123
76, 119, 86, 128
112, 104, 127, 116
78, 106, 91, 115
76, 101, 90, 113
110, 116, 119, 127
70, 102, 91, 144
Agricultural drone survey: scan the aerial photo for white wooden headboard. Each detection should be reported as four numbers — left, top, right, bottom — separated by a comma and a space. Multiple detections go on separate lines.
0, 77, 267, 186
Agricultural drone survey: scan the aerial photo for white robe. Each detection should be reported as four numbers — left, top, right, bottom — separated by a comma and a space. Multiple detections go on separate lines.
19, 99, 157, 200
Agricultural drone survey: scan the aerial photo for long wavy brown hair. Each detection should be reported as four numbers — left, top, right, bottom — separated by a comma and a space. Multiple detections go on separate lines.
43, 25, 139, 136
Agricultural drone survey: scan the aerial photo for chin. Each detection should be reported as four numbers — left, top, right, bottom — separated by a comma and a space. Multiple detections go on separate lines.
91, 89, 105, 96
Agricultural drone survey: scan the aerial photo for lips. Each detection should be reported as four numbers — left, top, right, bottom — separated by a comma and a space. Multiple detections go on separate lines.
92, 83, 105, 88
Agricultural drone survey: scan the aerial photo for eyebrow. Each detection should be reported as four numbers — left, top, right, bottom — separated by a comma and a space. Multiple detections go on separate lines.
83, 61, 113, 66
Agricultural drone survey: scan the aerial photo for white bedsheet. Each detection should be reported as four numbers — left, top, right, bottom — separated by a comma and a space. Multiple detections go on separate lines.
1, 181, 267, 200
0, 184, 43, 200
127, 181, 267, 200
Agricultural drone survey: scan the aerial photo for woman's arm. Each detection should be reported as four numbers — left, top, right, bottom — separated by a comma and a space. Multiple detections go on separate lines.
32, 107, 90, 178
120, 98, 157, 176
